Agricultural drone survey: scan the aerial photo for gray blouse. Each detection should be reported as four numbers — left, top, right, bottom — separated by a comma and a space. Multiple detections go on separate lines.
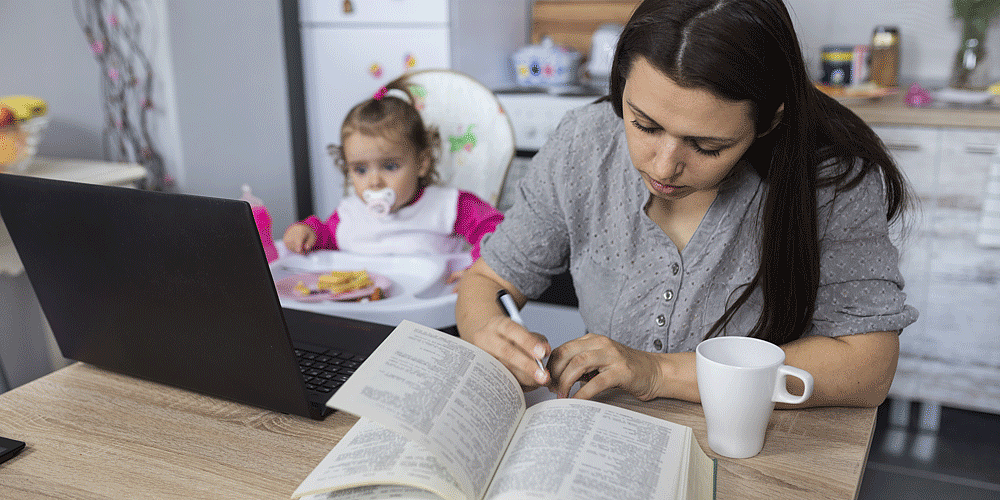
481, 101, 918, 353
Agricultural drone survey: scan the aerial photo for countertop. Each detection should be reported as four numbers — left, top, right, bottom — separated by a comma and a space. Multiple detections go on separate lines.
842, 93, 1000, 129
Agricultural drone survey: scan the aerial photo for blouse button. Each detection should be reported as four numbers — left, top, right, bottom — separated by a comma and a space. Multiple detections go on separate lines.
653, 339, 663, 351
656, 314, 666, 326
671, 262, 680, 275
663, 289, 674, 301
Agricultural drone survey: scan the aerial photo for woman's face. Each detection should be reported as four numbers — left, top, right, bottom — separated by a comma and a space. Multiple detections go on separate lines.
343, 132, 430, 212
622, 56, 759, 205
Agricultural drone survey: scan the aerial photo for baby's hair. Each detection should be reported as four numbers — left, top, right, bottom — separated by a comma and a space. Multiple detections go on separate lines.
328, 79, 441, 192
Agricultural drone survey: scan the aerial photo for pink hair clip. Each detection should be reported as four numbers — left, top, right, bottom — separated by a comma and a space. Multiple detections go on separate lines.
373, 86, 388, 101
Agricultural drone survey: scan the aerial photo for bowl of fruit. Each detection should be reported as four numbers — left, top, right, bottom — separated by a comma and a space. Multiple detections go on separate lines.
0, 96, 49, 173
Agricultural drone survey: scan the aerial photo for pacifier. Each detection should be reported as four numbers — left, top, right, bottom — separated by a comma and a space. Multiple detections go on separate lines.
362, 187, 396, 218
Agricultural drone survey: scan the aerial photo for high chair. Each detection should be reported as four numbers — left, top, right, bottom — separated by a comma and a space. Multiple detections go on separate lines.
268, 70, 515, 330
393, 69, 516, 208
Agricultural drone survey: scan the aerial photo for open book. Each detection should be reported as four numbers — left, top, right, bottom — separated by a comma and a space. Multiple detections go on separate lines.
292, 320, 716, 500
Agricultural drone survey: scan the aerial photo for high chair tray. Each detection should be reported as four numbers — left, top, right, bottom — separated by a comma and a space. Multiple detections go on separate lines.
270, 249, 467, 329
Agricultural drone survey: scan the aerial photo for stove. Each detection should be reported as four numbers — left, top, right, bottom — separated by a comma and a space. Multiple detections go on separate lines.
495, 87, 605, 151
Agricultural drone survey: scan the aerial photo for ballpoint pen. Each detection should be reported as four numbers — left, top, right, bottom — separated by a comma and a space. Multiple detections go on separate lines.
497, 290, 547, 374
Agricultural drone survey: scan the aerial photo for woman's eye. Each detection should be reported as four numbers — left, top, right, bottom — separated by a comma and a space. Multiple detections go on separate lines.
630, 119, 658, 133
383, 162, 401, 171
352, 166, 368, 176
691, 142, 723, 157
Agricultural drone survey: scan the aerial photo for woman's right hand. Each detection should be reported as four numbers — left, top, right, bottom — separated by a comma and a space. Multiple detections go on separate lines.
470, 313, 552, 390
456, 260, 552, 390
282, 223, 317, 254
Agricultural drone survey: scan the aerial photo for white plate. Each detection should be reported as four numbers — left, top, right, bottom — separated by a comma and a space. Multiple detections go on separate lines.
271, 248, 470, 329
276, 251, 444, 297
931, 88, 994, 105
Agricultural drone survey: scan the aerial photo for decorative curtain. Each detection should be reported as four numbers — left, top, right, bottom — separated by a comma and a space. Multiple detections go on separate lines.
75, 0, 168, 190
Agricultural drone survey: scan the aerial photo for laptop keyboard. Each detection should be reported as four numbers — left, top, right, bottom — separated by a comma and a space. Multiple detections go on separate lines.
295, 347, 367, 396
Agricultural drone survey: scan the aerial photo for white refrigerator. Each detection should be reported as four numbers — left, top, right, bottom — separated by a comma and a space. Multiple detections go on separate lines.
298, 0, 529, 220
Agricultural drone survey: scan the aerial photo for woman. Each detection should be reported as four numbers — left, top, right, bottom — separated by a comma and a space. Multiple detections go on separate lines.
456, 0, 917, 408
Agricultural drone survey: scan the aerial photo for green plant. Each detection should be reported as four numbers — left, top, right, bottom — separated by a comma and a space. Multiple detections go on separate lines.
951, 0, 1000, 88
953, 0, 1000, 33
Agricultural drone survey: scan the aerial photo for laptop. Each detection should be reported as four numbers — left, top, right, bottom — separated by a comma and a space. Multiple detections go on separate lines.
0, 173, 394, 420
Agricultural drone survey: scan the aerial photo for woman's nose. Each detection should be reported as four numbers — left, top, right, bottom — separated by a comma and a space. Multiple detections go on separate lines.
651, 138, 685, 180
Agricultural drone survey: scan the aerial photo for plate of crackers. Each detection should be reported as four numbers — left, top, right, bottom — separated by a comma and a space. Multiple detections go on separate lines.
275, 269, 392, 303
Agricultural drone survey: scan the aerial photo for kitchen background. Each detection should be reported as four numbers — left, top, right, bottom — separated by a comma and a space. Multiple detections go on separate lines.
2, 1, 999, 498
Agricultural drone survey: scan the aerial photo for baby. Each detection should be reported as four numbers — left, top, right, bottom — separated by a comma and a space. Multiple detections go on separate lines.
283, 82, 504, 285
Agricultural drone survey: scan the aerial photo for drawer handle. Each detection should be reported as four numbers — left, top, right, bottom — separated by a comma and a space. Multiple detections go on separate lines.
885, 142, 921, 152
965, 144, 997, 155
343, 0, 353, 14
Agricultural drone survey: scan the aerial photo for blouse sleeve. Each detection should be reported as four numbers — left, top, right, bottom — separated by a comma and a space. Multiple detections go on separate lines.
300, 212, 340, 251
453, 191, 503, 261
479, 110, 582, 298
810, 166, 918, 337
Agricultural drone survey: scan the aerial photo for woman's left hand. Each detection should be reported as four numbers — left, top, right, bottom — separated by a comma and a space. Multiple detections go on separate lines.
548, 333, 665, 401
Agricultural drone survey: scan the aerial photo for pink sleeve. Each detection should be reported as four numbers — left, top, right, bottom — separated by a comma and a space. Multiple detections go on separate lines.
453, 191, 504, 261
300, 212, 340, 250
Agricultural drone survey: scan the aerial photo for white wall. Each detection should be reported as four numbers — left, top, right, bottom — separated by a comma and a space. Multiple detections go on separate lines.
786, 0, 1000, 86
0, 0, 296, 232
165, 0, 296, 232
0, 1, 105, 160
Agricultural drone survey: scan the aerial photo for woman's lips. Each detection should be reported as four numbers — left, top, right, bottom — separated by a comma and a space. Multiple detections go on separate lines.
649, 177, 682, 195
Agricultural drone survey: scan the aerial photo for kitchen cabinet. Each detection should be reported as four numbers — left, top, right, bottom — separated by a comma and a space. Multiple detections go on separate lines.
872, 124, 1000, 415
297, 0, 528, 220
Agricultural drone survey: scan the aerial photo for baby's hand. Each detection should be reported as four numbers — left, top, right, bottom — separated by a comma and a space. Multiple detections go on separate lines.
283, 223, 317, 255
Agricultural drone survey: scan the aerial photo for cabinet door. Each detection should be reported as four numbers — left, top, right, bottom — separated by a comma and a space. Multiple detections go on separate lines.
301, 26, 450, 219
299, 0, 448, 24
873, 125, 941, 199
871, 125, 939, 348
924, 129, 1000, 364
876, 125, 1000, 412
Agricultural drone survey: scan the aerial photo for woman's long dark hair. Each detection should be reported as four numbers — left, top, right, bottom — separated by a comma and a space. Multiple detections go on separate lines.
608, 0, 910, 345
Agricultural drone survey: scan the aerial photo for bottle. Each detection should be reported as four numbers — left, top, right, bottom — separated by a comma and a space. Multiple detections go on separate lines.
240, 184, 279, 263
870, 26, 900, 88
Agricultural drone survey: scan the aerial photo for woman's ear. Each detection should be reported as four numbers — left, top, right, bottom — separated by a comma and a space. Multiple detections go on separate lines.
758, 103, 785, 138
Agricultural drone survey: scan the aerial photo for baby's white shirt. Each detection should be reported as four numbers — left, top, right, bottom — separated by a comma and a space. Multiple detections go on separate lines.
336, 185, 465, 255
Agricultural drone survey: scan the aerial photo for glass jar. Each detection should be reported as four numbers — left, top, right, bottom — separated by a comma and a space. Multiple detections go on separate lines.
870, 26, 900, 88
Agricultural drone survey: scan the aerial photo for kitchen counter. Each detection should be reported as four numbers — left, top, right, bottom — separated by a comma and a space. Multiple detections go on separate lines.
843, 92, 1000, 129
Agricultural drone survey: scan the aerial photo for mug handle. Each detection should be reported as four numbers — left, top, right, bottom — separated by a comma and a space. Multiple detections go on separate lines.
772, 365, 814, 405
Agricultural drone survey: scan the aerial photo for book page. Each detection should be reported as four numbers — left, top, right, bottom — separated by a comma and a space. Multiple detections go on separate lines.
328, 321, 526, 500
483, 399, 689, 500
302, 484, 442, 500
292, 417, 464, 500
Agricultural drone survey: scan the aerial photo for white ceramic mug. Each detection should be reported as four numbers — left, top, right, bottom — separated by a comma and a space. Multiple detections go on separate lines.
696, 336, 814, 458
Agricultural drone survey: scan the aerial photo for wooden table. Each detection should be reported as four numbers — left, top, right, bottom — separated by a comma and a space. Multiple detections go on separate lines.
0, 363, 876, 500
